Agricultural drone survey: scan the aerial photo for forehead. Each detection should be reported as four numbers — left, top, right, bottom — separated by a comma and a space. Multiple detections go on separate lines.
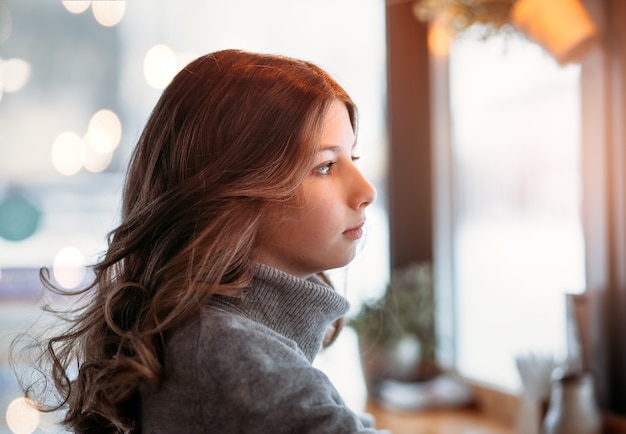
318, 101, 355, 148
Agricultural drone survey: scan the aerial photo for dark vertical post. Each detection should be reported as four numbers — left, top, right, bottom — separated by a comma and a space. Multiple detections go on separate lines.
385, 0, 433, 270
582, 0, 626, 416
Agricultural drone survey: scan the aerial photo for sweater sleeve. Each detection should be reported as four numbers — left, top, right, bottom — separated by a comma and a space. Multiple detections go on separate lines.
196, 314, 385, 434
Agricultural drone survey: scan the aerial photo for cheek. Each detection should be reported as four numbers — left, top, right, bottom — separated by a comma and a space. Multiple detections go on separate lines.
300, 185, 333, 218
258, 204, 302, 241
259, 188, 338, 245
301, 202, 341, 241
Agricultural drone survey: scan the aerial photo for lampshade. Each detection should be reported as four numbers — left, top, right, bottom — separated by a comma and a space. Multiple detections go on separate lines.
511, 0, 599, 66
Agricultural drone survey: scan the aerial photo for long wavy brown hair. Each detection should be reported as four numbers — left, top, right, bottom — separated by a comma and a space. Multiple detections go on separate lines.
18, 49, 356, 433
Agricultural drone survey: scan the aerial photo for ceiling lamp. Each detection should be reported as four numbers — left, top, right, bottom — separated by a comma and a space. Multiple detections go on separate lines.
415, 0, 600, 65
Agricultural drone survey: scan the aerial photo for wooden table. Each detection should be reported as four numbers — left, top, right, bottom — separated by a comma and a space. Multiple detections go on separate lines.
366, 401, 514, 434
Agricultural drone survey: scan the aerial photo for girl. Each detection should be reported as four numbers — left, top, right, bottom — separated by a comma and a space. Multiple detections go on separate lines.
27, 49, 381, 433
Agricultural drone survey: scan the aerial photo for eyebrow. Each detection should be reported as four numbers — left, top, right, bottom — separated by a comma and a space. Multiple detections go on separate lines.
319, 141, 358, 152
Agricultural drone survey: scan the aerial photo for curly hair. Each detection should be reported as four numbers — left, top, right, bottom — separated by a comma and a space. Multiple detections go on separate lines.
19, 49, 356, 433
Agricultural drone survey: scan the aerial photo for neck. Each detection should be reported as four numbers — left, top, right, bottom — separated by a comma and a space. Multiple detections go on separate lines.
212, 263, 350, 362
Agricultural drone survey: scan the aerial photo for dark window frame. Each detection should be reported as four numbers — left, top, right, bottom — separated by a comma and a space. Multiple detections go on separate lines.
582, 0, 626, 416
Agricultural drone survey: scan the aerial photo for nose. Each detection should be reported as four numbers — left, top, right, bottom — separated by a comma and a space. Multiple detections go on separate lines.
351, 165, 377, 209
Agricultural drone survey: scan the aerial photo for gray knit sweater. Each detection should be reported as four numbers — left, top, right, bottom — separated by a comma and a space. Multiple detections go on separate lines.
141, 263, 383, 433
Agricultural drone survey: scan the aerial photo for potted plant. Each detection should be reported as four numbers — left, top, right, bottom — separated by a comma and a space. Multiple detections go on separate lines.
348, 262, 440, 397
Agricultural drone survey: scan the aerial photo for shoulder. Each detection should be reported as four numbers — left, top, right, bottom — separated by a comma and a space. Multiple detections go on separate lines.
143, 306, 305, 429
197, 304, 304, 357
144, 306, 380, 433
165, 305, 308, 381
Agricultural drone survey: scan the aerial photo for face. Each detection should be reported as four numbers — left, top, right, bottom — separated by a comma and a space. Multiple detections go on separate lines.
254, 100, 377, 278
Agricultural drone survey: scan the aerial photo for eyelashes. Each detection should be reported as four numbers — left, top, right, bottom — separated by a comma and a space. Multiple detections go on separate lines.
314, 156, 360, 176
315, 162, 336, 176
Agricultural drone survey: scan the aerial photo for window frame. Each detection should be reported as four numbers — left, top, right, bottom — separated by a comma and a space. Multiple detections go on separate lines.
581, 0, 626, 415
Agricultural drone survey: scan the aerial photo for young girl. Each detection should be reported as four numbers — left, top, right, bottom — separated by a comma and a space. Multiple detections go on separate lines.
27, 49, 381, 433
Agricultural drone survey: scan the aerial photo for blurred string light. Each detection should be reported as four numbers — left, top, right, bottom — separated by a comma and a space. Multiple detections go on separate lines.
0, 1, 12, 45
91, 1, 126, 27
5, 397, 40, 434
53, 246, 86, 289
84, 109, 122, 154
428, 20, 452, 58
0, 58, 31, 93
61, 1, 91, 14
143, 46, 197, 90
61, 1, 126, 27
144, 45, 178, 89
52, 131, 83, 176
51, 109, 121, 175
82, 140, 113, 173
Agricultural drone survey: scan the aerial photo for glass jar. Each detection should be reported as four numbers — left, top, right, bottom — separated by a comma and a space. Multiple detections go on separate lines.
542, 369, 602, 434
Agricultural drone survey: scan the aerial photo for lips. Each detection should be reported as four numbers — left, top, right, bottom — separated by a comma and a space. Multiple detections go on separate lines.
343, 222, 364, 240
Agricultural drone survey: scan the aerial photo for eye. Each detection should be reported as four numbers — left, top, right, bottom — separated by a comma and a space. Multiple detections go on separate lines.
315, 161, 336, 176
351, 156, 361, 162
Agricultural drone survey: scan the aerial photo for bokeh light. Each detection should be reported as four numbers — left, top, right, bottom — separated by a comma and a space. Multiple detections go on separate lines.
92, 1, 126, 27
0, 192, 41, 242
0, 58, 31, 92
84, 109, 122, 153
82, 140, 113, 173
144, 44, 177, 89
0, 1, 12, 45
427, 20, 452, 58
53, 246, 86, 289
51, 132, 83, 176
175, 51, 198, 71
5, 397, 40, 434
62, 1, 91, 14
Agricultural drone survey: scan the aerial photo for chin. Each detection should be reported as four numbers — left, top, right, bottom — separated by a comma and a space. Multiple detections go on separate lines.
317, 248, 358, 272
333, 254, 357, 270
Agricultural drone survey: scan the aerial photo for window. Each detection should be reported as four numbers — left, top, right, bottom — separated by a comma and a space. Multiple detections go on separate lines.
444, 32, 586, 391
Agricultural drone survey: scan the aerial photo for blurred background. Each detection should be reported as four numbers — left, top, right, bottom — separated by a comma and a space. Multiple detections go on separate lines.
0, 1, 389, 432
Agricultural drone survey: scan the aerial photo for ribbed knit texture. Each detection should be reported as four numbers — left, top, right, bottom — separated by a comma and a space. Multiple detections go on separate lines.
215, 263, 350, 362
141, 263, 383, 433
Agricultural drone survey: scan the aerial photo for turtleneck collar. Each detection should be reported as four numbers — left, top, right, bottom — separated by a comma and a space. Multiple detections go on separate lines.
212, 263, 350, 362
